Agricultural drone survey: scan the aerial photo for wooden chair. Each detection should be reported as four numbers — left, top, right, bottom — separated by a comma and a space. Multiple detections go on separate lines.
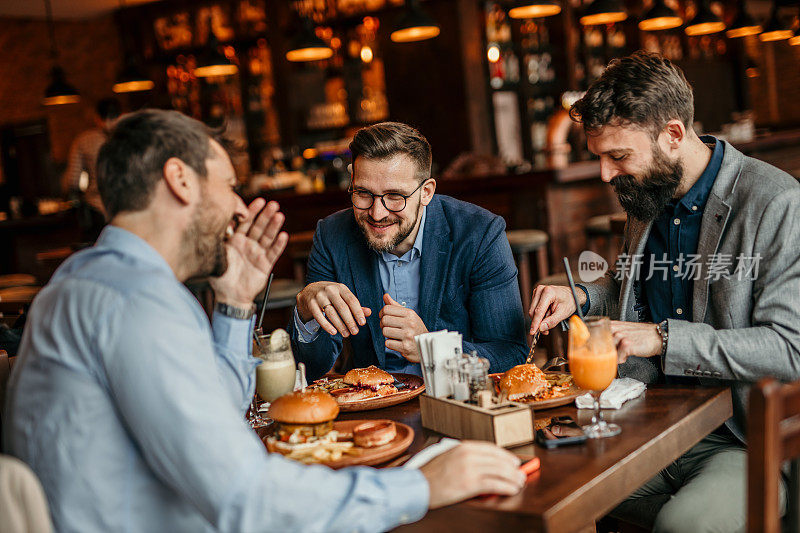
0, 350, 15, 442
748, 377, 800, 533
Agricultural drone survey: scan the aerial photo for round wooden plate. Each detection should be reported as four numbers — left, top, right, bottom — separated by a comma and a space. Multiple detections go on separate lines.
313, 373, 426, 412
489, 371, 586, 410
264, 420, 414, 469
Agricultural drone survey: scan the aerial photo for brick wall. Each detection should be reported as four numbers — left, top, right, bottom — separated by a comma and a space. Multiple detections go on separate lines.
0, 15, 123, 165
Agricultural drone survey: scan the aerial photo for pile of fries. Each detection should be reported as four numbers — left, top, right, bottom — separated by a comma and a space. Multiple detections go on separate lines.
283, 440, 361, 464
310, 377, 350, 393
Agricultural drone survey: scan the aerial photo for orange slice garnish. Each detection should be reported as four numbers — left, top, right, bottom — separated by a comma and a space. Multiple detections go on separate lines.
569, 315, 590, 347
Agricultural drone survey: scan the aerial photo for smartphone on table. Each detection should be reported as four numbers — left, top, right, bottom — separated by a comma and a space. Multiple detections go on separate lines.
535, 416, 587, 448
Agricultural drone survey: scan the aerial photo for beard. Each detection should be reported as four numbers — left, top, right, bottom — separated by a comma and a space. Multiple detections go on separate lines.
356, 202, 421, 254
183, 192, 229, 278
611, 146, 683, 222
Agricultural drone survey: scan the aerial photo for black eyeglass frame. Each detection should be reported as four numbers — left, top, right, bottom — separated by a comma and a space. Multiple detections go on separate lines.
347, 178, 430, 213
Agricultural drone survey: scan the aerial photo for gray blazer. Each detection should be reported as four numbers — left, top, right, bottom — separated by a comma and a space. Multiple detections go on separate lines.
582, 140, 800, 441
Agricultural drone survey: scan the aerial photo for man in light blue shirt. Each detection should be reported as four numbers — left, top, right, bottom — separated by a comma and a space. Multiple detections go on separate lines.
291, 122, 527, 379
3, 110, 524, 532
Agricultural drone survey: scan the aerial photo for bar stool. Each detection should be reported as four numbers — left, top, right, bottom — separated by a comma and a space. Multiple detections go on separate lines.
506, 229, 549, 312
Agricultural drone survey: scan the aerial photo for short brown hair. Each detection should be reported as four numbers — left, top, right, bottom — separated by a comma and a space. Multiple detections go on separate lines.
349, 122, 432, 182
97, 109, 220, 218
570, 51, 694, 138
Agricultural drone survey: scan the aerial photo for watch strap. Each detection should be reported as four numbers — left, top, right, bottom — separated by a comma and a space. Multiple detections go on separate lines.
215, 302, 255, 320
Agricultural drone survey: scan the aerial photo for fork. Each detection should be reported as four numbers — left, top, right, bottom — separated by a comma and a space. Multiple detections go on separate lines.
525, 330, 541, 365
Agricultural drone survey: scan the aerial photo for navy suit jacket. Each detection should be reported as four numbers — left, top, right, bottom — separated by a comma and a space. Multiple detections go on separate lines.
288, 194, 527, 380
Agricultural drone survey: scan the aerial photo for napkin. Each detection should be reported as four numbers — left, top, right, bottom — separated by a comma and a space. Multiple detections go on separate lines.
575, 378, 646, 409
402, 438, 461, 469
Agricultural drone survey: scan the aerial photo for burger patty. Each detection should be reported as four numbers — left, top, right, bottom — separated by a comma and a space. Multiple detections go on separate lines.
275, 420, 334, 442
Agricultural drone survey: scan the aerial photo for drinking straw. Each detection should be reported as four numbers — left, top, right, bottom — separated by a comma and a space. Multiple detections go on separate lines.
257, 272, 274, 332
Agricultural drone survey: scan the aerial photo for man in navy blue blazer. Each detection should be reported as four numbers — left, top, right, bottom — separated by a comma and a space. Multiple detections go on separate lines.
289, 122, 527, 380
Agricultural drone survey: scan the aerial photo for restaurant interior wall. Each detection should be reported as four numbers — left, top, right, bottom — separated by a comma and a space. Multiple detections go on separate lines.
0, 15, 123, 168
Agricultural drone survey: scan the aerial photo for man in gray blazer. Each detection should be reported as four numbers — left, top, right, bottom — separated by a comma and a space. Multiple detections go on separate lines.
529, 51, 799, 531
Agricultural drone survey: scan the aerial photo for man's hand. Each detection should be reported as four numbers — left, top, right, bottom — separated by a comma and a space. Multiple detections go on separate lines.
379, 294, 428, 362
529, 285, 584, 336
420, 441, 525, 509
211, 199, 288, 308
296, 281, 371, 337
610, 321, 662, 363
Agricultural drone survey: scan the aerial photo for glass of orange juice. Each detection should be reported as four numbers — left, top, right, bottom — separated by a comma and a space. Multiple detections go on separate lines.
568, 316, 621, 438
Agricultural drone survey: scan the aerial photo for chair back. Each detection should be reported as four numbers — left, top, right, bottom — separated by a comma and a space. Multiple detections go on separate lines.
748, 377, 800, 533
0, 350, 13, 445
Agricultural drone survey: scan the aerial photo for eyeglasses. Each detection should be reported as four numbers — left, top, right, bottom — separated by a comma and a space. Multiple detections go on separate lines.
348, 180, 427, 213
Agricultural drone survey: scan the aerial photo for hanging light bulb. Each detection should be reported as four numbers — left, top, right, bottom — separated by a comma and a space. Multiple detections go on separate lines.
43, 66, 80, 106
725, 0, 761, 38
286, 18, 334, 61
684, 0, 726, 36
759, 4, 792, 42
508, 0, 562, 19
113, 58, 154, 93
580, 0, 628, 26
639, 0, 683, 31
390, 0, 440, 42
195, 18, 238, 76
41, 0, 79, 106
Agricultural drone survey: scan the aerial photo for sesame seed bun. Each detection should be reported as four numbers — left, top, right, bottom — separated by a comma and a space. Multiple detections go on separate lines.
267, 390, 339, 424
343, 365, 394, 388
499, 364, 548, 401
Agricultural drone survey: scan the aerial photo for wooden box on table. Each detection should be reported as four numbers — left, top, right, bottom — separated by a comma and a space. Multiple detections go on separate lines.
419, 394, 535, 447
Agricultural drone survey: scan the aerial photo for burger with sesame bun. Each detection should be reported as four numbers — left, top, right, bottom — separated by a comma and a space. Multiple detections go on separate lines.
331, 365, 398, 403
266, 390, 340, 453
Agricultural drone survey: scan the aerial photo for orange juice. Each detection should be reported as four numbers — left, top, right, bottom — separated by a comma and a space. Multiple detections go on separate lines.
569, 347, 617, 391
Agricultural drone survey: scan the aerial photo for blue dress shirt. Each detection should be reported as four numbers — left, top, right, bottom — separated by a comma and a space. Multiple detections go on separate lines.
3, 226, 428, 533
295, 208, 426, 375
642, 136, 723, 324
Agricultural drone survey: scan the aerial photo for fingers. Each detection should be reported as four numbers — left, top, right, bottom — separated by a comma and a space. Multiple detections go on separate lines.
324, 298, 354, 337
362, 307, 372, 317
380, 315, 405, 329
382, 326, 404, 341
529, 286, 556, 335
236, 198, 267, 236
341, 291, 367, 327
307, 299, 339, 336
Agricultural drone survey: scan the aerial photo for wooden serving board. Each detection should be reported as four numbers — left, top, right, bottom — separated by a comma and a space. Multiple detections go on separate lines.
489, 371, 586, 410
313, 373, 426, 412
264, 420, 414, 469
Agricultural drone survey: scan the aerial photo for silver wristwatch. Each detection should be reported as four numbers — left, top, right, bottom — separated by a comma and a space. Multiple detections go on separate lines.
215, 302, 255, 320
655, 320, 669, 357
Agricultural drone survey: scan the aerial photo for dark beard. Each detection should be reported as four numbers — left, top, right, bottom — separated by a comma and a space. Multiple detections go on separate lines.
611, 148, 683, 222
184, 194, 228, 278
357, 203, 421, 254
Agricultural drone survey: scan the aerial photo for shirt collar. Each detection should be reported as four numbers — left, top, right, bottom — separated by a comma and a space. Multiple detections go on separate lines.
380, 206, 426, 263
678, 135, 724, 213
96, 225, 176, 277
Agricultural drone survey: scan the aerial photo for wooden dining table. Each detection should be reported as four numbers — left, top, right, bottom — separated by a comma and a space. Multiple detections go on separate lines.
328, 384, 733, 533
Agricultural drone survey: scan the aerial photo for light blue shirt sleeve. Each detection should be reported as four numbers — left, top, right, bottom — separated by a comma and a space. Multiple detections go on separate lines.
101, 290, 429, 532
211, 311, 259, 413
293, 306, 322, 343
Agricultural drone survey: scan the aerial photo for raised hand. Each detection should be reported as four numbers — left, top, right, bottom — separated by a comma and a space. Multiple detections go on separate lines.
379, 294, 428, 362
296, 281, 372, 337
210, 199, 288, 308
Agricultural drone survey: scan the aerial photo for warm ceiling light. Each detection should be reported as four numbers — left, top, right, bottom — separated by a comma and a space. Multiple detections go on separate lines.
580, 0, 628, 26
43, 66, 80, 106
684, 1, 725, 36
508, 0, 562, 19
113, 61, 154, 93
195, 27, 238, 77
487, 45, 501, 62
790, 31, 800, 46
759, 5, 792, 41
639, 0, 683, 31
287, 18, 334, 61
725, 1, 761, 38
390, 0, 441, 42
360, 45, 374, 63
42, 0, 79, 106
